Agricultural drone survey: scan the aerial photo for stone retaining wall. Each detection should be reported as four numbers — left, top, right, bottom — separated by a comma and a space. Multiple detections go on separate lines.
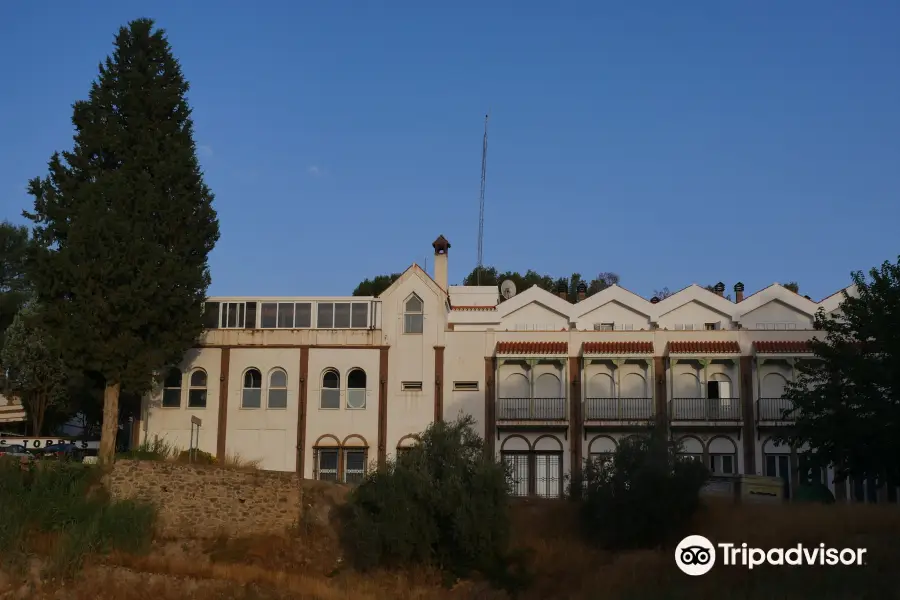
107, 460, 347, 538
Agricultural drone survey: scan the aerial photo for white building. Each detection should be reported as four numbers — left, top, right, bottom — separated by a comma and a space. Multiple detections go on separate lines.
140, 235, 889, 502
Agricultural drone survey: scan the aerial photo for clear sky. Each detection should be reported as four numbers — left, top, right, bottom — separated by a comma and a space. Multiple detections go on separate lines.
2, 1, 898, 302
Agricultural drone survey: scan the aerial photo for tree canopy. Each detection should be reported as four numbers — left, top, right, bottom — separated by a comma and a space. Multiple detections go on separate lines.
0, 220, 31, 355
776, 257, 900, 485
24, 18, 219, 462
462, 266, 619, 303
353, 273, 401, 297
1, 302, 68, 434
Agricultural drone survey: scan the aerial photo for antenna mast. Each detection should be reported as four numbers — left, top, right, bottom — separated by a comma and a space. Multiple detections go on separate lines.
476, 113, 489, 285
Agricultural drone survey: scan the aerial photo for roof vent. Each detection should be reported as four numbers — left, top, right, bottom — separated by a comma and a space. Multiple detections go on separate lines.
650, 296, 660, 304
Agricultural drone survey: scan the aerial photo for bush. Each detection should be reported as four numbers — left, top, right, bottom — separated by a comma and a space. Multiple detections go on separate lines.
576, 427, 709, 550
177, 449, 216, 464
0, 457, 157, 576
339, 415, 514, 582
118, 435, 178, 461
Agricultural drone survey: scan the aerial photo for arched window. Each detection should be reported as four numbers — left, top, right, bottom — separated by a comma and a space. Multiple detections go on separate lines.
188, 369, 207, 408
347, 369, 367, 409
320, 370, 340, 409
162, 368, 182, 408
403, 294, 423, 334
268, 369, 288, 409
242, 368, 262, 408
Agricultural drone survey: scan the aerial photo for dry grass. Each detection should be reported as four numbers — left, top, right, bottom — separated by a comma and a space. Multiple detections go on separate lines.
220, 452, 262, 470
4, 499, 899, 600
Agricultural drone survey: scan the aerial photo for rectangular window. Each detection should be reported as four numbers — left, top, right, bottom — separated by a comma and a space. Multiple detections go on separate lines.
320, 388, 340, 410
244, 302, 256, 328
294, 303, 312, 328
260, 303, 278, 328
202, 302, 220, 329
710, 454, 734, 474
404, 313, 424, 334
344, 449, 367, 484
334, 303, 351, 328
277, 303, 294, 328
453, 381, 479, 391
219, 302, 248, 329
599, 323, 614, 331
351, 302, 369, 328
317, 303, 334, 328
188, 389, 207, 408
705, 322, 720, 331
162, 389, 181, 408
317, 449, 339, 482
401, 381, 423, 392
504, 453, 530, 497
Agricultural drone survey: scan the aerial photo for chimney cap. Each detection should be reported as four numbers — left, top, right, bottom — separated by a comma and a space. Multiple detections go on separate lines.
576, 282, 587, 293
650, 296, 660, 304
556, 281, 568, 293
734, 282, 745, 292
714, 282, 725, 293
432, 235, 451, 254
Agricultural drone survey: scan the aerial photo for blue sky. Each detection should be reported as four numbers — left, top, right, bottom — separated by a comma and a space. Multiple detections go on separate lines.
2, 1, 898, 301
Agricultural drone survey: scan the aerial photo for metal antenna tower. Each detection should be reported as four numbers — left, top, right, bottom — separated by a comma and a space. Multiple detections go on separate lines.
476, 113, 489, 285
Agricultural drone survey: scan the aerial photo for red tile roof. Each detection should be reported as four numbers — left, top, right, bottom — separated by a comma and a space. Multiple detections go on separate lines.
583, 341, 653, 354
496, 341, 568, 355
754, 341, 812, 354
668, 341, 740, 354
451, 305, 497, 311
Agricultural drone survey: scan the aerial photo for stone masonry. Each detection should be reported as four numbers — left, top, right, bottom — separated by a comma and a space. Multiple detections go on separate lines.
107, 460, 345, 538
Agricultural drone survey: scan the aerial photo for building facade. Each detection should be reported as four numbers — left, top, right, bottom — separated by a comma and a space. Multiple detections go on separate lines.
140, 235, 889, 502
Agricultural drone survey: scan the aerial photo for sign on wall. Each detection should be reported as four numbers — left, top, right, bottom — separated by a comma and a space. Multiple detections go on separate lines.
0, 438, 99, 450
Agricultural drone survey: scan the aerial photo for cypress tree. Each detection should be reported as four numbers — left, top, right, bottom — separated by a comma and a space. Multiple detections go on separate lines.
24, 18, 219, 463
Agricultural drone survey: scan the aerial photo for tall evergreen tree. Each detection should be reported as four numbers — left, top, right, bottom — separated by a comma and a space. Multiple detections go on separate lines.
24, 19, 219, 463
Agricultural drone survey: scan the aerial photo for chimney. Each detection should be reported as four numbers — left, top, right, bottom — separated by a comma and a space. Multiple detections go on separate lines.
431, 235, 450, 290
713, 282, 725, 297
557, 281, 568, 301
734, 282, 745, 303
576, 282, 587, 302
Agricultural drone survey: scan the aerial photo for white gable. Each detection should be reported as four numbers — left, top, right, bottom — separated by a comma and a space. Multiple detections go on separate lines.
738, 298, 814, 330
574, 300, 653, 331
500, 301, 570, 331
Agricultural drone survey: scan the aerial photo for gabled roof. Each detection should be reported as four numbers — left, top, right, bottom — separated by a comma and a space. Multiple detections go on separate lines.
653, 284, 737, 320
496, 284, 573, 319
572, 284, 652, 319
377, 263, 447, 299
733, 283, 817, 321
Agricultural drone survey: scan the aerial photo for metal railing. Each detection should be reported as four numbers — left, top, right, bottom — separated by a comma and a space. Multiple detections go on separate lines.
669, 398, 742, 421
757, 398, 797, 422
583, 398, 654, 421
497, 398, 567, 421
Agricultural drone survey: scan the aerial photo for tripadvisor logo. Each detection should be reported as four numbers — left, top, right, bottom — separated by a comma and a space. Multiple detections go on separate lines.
675, 535, 867, 576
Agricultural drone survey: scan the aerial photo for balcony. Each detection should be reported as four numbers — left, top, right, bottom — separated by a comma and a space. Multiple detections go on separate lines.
584, 398, 654, 422
669, 398, 742, 422
497, 398, 567, 422
757, 398, 796, 423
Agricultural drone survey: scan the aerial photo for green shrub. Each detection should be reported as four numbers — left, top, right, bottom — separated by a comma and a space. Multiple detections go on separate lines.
0, 457, 157, 576
339, 415, 514, 583
575, 427, 709, 550
177, 449, 216, 464
117, 435, 178, 461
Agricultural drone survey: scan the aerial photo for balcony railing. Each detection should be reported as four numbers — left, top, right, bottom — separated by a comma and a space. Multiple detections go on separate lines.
584, 398, 654, 421
669, 398, 742, 422
757, 398, 796, 422
497, 398, 567, 421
